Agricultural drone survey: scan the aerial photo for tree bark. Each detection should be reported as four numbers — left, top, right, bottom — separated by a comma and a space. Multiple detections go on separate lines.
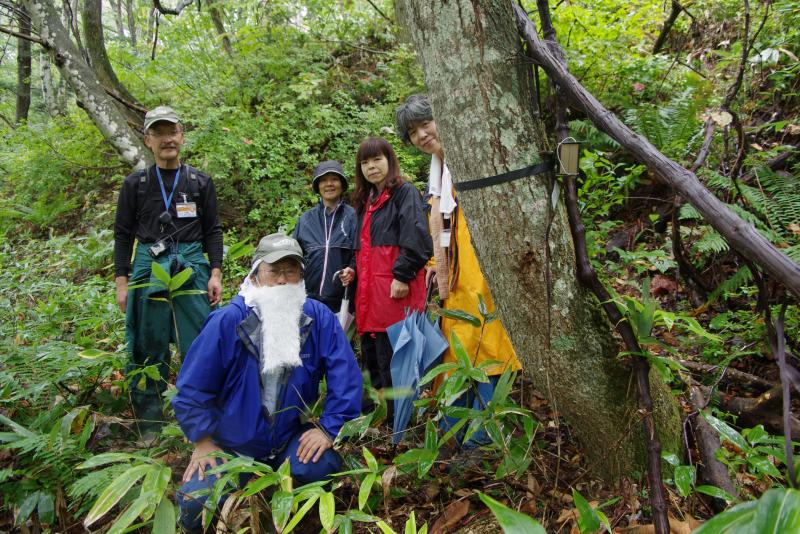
395, 0, 682, 480
16, 5, 32, 124
125, 0, 136, 47
512, 4, 800, 299
40, 51, 67, 117
111, 0, 126, 39
207, 0, 233, 57
24, 0, 149, 168
81, 0, 145, 126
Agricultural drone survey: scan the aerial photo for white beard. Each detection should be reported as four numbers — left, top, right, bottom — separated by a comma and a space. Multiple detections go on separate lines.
241, 280, 307, 373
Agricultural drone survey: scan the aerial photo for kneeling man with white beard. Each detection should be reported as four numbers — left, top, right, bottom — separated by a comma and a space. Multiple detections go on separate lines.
172, 233, 362, 533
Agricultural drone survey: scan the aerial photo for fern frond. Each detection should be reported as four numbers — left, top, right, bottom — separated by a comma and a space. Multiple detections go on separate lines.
708, 266, 753, 303
692, 226, 730, 255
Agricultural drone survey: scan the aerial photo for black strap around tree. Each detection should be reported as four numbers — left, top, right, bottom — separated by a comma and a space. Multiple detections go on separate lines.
453, 154, 554, 192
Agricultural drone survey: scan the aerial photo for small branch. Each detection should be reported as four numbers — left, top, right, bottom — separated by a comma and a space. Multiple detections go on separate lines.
652, 1, 683, 55
151, 12, 159, 60
364, 0, 392, 23
0, 25, 45, 46
679, 359, 775, 390
152, 0, 194, 16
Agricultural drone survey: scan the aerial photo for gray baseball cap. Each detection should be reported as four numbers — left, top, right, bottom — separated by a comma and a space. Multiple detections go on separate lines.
144, 106, 180, 132
312, 160, 348, 193
252, 233, 304, 269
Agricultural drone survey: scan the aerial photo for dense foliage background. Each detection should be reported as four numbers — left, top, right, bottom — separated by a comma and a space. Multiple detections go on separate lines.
0, 0, 798, 532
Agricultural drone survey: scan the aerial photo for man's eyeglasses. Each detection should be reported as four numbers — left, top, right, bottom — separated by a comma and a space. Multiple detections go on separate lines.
264, 266, 303, 281
146, 129, 183, 139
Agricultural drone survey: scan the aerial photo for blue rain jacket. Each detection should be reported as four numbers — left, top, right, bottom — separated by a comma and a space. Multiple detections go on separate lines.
172, 295, 362, 459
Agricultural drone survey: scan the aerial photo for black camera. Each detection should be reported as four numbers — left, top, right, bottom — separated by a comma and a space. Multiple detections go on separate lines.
158, 211, 173, 225
148, 239, 169, 258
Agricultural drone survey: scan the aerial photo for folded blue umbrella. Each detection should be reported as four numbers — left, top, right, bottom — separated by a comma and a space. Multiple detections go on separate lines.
387, 310, 448, 444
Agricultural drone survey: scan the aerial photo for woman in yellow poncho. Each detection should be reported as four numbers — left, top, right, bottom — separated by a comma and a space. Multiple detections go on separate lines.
396, 94, 521, 449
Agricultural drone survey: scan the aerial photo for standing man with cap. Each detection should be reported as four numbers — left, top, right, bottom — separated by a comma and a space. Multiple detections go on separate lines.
172, 233, 361, 532
114, 105, 223, 440
293, 160, 357, 313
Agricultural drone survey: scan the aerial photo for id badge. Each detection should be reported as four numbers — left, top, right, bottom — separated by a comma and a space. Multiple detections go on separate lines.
176, 202, 197, 218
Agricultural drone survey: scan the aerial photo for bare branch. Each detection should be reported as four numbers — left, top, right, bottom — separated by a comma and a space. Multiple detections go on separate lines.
364, 0, 392, 23
152, 0, 194, 16
0, 24, 45, 46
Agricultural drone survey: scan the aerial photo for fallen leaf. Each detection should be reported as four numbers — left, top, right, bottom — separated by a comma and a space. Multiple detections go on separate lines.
710, 111, 732, 127
381, 465, 397, 500
430, 500, 470, 534
788, 223, 800, 235
650, 274, 677, 297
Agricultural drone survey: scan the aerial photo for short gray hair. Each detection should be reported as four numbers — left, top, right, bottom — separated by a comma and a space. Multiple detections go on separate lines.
395, 94, 433, 144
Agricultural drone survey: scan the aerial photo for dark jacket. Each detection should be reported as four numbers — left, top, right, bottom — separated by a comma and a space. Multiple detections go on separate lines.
114, 163, 223, 277
293, 201, 357, 312
354, 181, 433, 333
172, 295, 362, 459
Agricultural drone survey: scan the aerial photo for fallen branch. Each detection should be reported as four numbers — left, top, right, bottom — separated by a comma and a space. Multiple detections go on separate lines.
679, 359, 775, 390
512, 3, 800, 298
687, 386, 740, 510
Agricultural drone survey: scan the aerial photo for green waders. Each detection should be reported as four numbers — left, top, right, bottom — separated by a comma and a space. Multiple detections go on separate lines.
125, 241, 212, 435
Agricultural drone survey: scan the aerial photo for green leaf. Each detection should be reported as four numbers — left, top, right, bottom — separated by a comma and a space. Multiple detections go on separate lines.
696, 485, 735, 502
0, 414, 35, 438
661, 452, 680, 467
363, 447, 378, 472
702, 411, 748, 450
692, 498, 758, 532
60, 406, 88, 441
283, 494, 319, 533
320, 491, 336, 532
150, 261, 171, 288
37, 492, 54, 525
572, 488, 602, 532
139, 465, 171, 520
450, 332, 472, 369
77, 452, 139, 469
478, 492, 546, 534
78, 348, 113, 360
271, 490, 293, 531
377, 520, 398, 534
84, 464, 152, 527
359, 473, 377, 511
674, 465, 695, 498
438, 308, 481, 327
152, 497, 176, 534
170, 289, 207, 298
393, 448, 437, 468
748, 455, 782, 477
107, 492, 153, 534
16, 492, 39, 526
477, 293, 488, 318
750, 488, 800, 532
419, 363, 460, 386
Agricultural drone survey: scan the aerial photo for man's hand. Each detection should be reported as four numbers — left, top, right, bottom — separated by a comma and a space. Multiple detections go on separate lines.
183, 436, 225, 482
339, 267, 355, 287
296, 428, 333, 464
208, 268, 222, 306
115, 276, 128, 313
390, 279, 409, 299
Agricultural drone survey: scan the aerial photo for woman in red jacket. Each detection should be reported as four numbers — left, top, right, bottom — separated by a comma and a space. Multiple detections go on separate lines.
340, 137, 433, 417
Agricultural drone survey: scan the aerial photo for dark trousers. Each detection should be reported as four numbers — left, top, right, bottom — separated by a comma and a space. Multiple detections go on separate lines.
360, 332, 394, 421
176, 429, 343, 533
125, 242, 212, 435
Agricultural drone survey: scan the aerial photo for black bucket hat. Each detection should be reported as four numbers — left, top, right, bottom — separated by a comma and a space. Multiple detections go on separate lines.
312, 160, 348, 194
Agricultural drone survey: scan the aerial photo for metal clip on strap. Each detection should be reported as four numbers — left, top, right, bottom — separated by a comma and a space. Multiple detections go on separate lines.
453, 155, 554, 192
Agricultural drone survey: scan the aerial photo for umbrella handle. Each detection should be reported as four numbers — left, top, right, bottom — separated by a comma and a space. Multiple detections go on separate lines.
424, 274, 436, 311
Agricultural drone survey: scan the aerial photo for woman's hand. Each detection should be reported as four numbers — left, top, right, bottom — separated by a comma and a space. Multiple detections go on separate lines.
425, 266, 437, 287
339, 267, 355, 287
182, 437, 225, 482
390, 279, 410, 299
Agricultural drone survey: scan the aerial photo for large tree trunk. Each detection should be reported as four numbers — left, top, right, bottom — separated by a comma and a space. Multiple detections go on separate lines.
125, 0, 136, 47
82, 0, 145, 127
16, 5, 32, 124
396, 0, 682, 479
24, 0, 149, 168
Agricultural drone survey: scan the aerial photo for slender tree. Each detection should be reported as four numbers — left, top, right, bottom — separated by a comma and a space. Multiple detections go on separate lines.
16, 4, 32, 124
395, 0, 682, 478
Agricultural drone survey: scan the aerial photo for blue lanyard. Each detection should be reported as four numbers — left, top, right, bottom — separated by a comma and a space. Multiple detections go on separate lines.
155, 166, 181, 212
